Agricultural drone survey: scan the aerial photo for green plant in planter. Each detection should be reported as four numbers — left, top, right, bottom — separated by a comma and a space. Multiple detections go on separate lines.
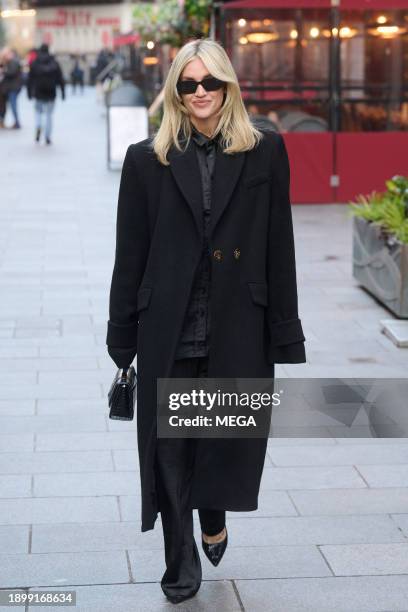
133, 0, 212, 48
348, 175, 408, 245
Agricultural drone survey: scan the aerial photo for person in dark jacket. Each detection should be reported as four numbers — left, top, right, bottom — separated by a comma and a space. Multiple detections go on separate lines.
0, 53, 6, 129
106, 38, 306, 605
1, 48, 23, 128
27, 44, 65, 145
70, 55, 84, 94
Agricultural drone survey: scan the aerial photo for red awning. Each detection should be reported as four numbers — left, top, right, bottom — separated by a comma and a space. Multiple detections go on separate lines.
113, 33, 140, 48
340, 0, 408, 7
224, 0, 331, 8
224, 0, 408, 8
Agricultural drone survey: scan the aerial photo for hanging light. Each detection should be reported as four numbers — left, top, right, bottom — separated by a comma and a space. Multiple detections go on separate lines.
246, 31, 279, 43
376, 15, 387, 24
238, 18, 246, 27
367, 24, 406, 38
339, 26, 358, 38
322, 25, 360, 39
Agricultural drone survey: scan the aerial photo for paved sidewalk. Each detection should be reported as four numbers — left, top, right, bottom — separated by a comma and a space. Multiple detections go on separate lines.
0, 88, 407, 612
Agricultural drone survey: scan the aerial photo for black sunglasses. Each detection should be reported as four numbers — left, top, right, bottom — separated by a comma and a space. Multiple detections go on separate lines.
176, 76, 225, 95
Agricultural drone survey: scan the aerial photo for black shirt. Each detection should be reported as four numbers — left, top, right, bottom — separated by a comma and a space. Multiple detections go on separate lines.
174, 124, 218, 359
108, 125, 219, 368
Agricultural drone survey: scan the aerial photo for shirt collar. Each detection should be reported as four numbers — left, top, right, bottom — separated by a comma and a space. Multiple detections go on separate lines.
191, 124, 219, 149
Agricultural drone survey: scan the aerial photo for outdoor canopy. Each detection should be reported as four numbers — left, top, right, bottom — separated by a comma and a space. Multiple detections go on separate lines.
224, 0, 408, 9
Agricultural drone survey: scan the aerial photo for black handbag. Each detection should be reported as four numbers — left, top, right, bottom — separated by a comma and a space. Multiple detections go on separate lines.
108, 366, 137, 421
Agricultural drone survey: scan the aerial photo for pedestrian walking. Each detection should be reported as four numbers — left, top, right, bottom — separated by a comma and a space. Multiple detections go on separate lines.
70, 55, 84, 94
27, 44, 65, 145
106, 38, 306, 605
1, 48, 23, 129
0, 50, 7, 129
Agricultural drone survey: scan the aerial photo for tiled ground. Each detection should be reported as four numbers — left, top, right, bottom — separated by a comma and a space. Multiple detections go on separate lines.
0, 87, 407, 612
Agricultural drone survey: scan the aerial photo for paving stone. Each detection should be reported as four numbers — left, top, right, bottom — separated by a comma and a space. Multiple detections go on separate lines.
0, 475, 31, 498
0, 497, 119, 525
112, 450, 140, 471
260, 465, 366, 489
0, 415, 107, 434
27, 581, 241, 612
0, 400, 36, 416
36, 432, 137, 451
34, 472, 140, 497
0, 526, 29, 553
356, 464, 408, 487
8, 358, 99, 372
235, 575, 408, 611
0, 434, 34, 452
0, 451, 112, 474
290, 488, 408, 515
0, 551, 129, 589
269, 444, 408, 466
37, 398, 104, 414
0, 383, 103, 400
37, 371, 112, 384
31, 521, 163, 553
320, 543, 408, 576
267, 437, 336, 446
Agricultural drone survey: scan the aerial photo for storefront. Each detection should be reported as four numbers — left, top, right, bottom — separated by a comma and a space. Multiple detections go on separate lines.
35, 4, 133, 54
220, 0, 408, 203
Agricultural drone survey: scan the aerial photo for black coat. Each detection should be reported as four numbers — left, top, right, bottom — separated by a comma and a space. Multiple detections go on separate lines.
27, 52, 65, 101
106, 128, 306, 531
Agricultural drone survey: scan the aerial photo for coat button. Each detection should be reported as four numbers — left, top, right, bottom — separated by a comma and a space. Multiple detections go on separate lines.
213, 249, 222, 261
234, 248, 240, 260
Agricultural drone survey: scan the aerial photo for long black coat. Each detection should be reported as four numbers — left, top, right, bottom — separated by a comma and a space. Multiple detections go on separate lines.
106, 128, 306, 532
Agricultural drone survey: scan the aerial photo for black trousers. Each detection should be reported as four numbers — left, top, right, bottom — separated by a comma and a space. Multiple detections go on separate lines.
155, 355, 226, 597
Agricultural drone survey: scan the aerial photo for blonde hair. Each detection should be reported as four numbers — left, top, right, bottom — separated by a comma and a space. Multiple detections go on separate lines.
151, 38, 264, 166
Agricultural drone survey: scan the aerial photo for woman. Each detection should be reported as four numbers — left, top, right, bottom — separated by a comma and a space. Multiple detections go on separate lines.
2, 48, 23, 129
106, 38, 306, 604
0, 50, 7, 129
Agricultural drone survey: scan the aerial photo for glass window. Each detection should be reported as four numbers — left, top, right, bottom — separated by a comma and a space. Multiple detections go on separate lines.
224, 8, 331, 132
339, 9, 408, 131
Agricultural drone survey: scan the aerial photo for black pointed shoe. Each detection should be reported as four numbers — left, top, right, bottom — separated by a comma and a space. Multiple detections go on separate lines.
201, 527, 228, 566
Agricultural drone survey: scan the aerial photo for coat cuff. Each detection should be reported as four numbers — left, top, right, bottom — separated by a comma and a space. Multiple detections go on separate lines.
268, 341, 306, 364
267, 317, 306, 364
106, 320, 138, 347
107, 346, 137, 369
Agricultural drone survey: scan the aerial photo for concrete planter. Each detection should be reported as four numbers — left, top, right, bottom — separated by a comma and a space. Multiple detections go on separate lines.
352, 216, 408, 318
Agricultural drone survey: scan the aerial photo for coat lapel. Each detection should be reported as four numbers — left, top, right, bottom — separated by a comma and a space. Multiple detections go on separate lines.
211, 143, 245, 235
168, 133, 246, 239
168, 137, 203, 239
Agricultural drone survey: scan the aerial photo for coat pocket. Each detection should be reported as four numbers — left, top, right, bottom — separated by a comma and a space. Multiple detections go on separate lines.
244, 172, 270, 189
137, 286, 153, 312
247, 281, 269, 307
